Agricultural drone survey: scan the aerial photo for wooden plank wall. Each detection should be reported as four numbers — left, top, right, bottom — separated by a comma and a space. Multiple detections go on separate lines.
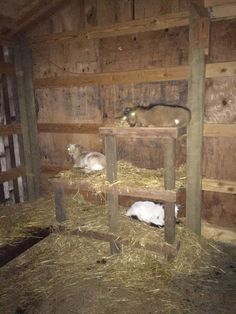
29, 0, 236, 226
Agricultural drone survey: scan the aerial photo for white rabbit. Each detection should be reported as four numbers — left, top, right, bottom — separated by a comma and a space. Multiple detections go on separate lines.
126, 201, 179, 227
67, 144, 106, 172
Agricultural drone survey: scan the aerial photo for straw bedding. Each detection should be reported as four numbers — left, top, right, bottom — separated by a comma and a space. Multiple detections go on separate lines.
57, 160, 186, 195
1, 194, 235, 313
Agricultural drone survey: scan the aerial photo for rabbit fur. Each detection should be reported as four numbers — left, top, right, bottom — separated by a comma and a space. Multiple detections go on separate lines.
67, 144, 106, 172
126, 201, 179, 227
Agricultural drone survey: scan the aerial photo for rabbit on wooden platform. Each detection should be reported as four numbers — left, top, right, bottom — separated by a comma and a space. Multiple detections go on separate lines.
67, 144, 106, 172
122, 104, 191, 127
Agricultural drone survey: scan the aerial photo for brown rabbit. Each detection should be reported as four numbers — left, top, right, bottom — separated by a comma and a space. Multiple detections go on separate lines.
123, 104, 191, 127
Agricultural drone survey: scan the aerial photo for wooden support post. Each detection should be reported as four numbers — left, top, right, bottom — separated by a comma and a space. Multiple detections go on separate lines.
13, 34, 41, 201
186, 3, 208, 236
55, 186, 66, 223
164, 138, 176, 244
104, 134, 120, 254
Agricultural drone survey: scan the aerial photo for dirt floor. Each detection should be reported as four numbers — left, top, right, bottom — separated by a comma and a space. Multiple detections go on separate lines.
0, 195, 236, 314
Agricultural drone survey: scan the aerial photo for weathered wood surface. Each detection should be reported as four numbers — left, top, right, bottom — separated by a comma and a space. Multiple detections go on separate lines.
210, 3, 236, 19
202, 178, 236, 194
186, 4, 208, 236
204, 124, 236, 137
0, 62, 15, 75
100, 127, 186, 139
2, 123, 234, 138
204, 0, 236, 6
38, 123, 102, 134
0, 166, 26, 183
55, 185, 66, 223
33, 62, 236, 88
30, 12, 189, 45
104, 135, 119, 253
164, 138, 176, 244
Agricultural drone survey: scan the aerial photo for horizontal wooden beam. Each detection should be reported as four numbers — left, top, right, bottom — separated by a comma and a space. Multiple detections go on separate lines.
204, 124, 236, 137
99, 127, 186, 139
206, 61, 236, 77
210, 3, 236, 19
0, 62, 15, 75
204, 0, 236, 7
38, 123, 102, 134
0, 124, 21, 135
0, 166, 26, 183
202, 178, 236, 194
33, 66, 189, 88
1, 123, 235, 138
33, 61, 236, 88
30, 12, 189, 45
106, 185, 177, 202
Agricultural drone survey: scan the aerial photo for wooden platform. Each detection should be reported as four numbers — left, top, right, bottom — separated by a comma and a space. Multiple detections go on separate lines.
99, 126, 186, 139
49, 177, 177, 203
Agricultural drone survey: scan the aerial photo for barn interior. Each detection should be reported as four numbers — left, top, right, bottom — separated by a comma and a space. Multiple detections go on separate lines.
0, 0, 236, 313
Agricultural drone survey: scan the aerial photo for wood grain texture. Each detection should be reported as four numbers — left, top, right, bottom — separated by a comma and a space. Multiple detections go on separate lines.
100, 127, 186, 139
33, 62, 236, 88
30, 12, 189, 45
186, 4, 207, 236
202, 178, 236, 194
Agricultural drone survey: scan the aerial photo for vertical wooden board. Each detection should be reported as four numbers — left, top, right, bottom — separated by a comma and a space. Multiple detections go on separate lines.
203, 192, 236, 227
203, 137, 236, 181
55, 186, 66, 223
186, 5, 207, 236
84, 0, 98, 27
204, 77, 236, 123
32, 38, 100, 79
96, 0, 117, 26
134, 0, 189, 19
36, 86, 102, 123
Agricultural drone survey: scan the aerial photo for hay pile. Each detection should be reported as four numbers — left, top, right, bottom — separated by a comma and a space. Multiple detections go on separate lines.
57, 160, 186, 195
0, 224, 225, 313
0, 194, 232, 313
0, 196, 55, 246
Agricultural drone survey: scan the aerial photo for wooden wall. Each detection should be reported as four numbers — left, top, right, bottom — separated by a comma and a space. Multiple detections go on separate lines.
29, 0, 236, 227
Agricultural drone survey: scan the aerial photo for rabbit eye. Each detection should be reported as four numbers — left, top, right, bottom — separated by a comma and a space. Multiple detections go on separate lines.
131, 112, 136, 117
122, 116, 127, 120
